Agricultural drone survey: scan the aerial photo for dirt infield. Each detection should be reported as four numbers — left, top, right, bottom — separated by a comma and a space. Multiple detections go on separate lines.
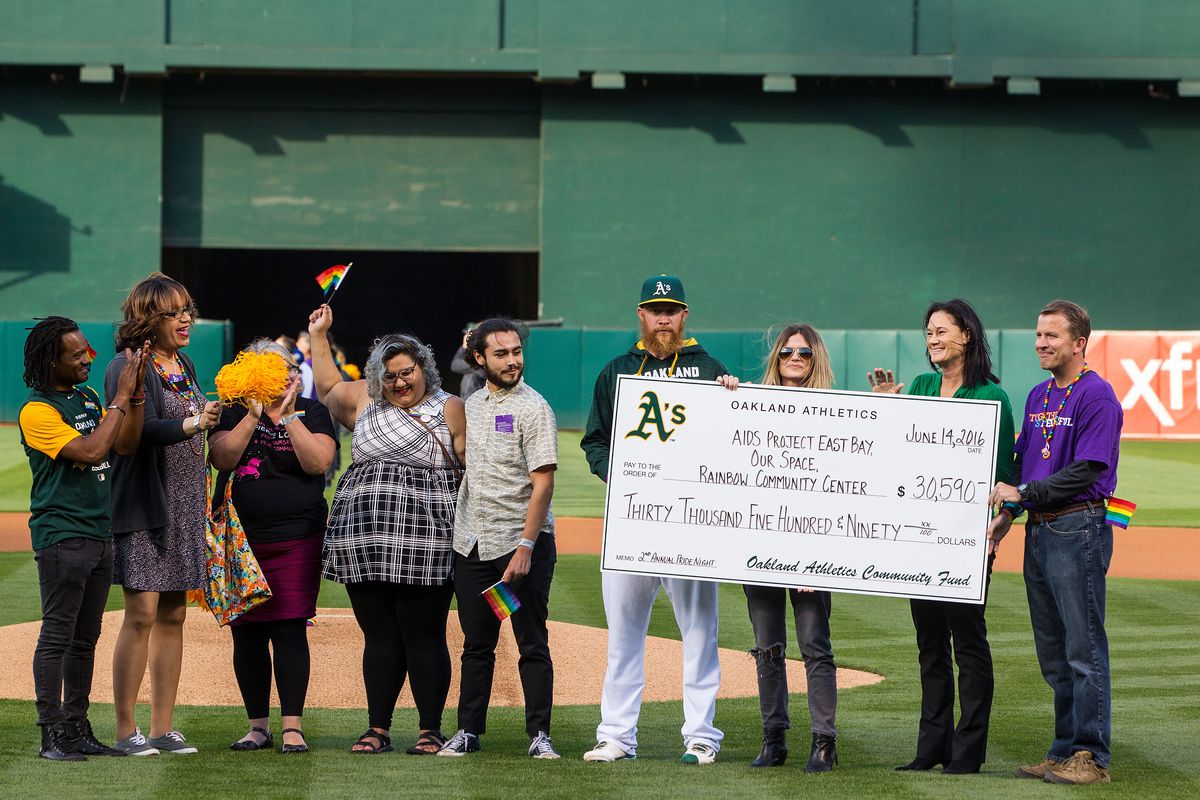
3, 513, 1197, 579
0, 607, 883, 709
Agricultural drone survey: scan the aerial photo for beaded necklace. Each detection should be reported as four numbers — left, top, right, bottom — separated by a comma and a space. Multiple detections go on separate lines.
152, 353, 206, 454
1040, 363, 1089, 460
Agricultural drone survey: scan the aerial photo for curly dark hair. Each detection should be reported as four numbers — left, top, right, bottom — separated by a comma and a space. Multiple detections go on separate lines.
23, 316, 80, 391
466, 318, 528, 361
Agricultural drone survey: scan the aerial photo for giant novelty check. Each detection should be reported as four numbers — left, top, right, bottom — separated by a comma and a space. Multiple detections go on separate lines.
600, 376, 1003, 603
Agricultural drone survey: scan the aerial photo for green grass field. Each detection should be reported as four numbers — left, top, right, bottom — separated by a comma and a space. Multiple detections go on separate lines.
3, 426, 1198, 526
2, 429, 1198, 796
0, 553, 1197, 797
552, 431, 1200, 526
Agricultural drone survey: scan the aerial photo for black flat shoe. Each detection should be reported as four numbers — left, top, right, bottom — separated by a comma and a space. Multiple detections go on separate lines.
230, 727, 273, 751
281, 727, 309, 754
805, 733, 837, 773
896, 757, 943, 771
749, 736, 788, 767
943, 760, 981, 774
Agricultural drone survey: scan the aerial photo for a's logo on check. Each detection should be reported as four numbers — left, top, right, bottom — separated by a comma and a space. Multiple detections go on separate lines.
625, 390, 687, 442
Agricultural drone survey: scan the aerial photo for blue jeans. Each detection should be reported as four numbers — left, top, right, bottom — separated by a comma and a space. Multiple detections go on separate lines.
1023, 506, 1112, 768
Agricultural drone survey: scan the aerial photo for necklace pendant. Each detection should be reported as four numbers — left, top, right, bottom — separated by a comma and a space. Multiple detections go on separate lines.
1041, 444, 1052, 460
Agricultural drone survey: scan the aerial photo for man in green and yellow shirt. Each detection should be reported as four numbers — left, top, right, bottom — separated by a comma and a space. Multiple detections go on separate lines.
19, 317, 146, 761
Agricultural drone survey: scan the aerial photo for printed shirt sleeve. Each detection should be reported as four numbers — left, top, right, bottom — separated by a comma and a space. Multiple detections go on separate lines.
521, 396, 558, 473
19, 402, 81, 460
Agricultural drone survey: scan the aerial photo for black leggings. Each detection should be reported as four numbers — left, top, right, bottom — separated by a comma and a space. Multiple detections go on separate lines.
230, 619, 311, 719
345, 581, 454, 731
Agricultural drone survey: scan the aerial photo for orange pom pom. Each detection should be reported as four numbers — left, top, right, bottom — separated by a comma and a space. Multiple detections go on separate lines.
214, 351, 290, 407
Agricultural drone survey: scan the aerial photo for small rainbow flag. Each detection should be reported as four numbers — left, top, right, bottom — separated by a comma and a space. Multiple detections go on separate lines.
482, 580, 522, 621
315, 263, 352, 298
1106, 497, 1137, 529
85, 343, 97, 361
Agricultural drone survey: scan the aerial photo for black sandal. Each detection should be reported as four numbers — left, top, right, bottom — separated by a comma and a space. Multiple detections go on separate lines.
230, 726, 273, 751
405, 730, 447, 755
351, 729, 393, 754
281, 727, 309, 754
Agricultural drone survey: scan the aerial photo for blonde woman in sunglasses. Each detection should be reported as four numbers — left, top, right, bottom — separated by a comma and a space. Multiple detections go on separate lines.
717, 324, 839, 772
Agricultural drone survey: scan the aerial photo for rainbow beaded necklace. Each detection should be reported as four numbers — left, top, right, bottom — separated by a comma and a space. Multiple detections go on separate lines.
151, 354, 204, 415
1040, 363, 1089, 460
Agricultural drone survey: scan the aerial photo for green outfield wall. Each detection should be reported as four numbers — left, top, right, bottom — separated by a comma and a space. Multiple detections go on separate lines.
0, 319, 230, 421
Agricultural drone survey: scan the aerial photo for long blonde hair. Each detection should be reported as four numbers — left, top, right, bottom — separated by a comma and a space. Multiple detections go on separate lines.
760, 323, 835, 390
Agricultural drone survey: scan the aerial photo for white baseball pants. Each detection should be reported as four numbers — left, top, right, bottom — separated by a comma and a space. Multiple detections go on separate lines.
594, 571, 723, 753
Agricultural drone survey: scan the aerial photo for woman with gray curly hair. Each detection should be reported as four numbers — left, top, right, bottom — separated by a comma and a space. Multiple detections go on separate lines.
307, 303, 466, 756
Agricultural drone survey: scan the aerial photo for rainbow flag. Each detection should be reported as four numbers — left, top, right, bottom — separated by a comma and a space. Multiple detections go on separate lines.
315, 263, 350, 295
85, 343, 97, 361
482, 581, 522, 620
1106, 497, 1137, 529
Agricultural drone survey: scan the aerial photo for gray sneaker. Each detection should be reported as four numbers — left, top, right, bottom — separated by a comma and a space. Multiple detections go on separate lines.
147, 730, 198, 755
113, 728, 160, 757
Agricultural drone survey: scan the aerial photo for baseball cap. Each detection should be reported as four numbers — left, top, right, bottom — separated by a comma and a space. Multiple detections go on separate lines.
638, 275, 687, 307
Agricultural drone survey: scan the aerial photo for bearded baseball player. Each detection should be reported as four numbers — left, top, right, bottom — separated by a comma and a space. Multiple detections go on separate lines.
579, 275, 727, 764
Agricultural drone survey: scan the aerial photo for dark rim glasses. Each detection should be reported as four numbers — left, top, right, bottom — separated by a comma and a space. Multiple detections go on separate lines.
779, 347, 813, 360
162, 305, 198, 320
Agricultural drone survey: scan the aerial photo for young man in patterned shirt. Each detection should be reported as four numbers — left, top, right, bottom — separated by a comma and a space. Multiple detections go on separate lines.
439, 318, 560, 760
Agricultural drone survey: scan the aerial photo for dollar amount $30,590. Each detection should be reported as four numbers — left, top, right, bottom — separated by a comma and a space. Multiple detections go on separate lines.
898, 476, 988, 504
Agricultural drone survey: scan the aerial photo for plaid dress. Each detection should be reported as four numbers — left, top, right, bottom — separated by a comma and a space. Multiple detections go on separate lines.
323, 390, 461, 585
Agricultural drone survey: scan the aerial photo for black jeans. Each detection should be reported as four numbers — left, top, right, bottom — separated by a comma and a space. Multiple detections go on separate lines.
908, 554, 996, 765
454, 536, 555, 738
744, 585, 837, 737
345, 580, 454, 731
33, 537, 113, 727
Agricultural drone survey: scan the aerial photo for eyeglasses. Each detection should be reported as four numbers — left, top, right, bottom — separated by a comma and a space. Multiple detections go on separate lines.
162, 306, 198, 320
383, 366, 419, 384
779, 347, 813, 361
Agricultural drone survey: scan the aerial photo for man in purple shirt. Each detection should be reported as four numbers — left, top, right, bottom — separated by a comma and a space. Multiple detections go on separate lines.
987, 300, 1123, 786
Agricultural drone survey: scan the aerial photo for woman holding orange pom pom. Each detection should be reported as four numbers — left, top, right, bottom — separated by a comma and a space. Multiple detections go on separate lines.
209, 339, 336, 753
308, 303, 466, 756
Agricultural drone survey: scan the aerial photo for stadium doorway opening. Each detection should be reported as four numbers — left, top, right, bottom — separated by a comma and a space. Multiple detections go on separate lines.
163, 247, 539, 394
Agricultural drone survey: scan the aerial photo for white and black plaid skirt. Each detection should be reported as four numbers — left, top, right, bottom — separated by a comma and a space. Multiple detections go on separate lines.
322, 460, 460, 585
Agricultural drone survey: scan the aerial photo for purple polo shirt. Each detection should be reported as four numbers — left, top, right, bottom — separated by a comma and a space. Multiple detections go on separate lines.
1015, 370, 1123, 506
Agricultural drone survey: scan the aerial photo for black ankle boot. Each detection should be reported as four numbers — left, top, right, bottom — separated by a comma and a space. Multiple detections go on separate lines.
805, 733, 837, 773
750, 729, 788, 767
40, 723, 86, 762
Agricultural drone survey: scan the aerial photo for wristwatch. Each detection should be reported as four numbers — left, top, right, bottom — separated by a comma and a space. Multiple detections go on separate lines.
1017, 483, 1029, 502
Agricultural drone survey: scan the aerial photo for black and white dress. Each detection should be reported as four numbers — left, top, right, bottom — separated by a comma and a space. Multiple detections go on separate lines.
323, 390, 461, 585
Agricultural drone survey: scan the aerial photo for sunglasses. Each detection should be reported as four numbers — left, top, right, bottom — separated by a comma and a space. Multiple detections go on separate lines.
779, 347, 813, 360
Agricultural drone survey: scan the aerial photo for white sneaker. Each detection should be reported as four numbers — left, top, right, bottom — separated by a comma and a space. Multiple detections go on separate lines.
680, 741, 717, 765
528, 731, 560, 759
583, 740, 633, 762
